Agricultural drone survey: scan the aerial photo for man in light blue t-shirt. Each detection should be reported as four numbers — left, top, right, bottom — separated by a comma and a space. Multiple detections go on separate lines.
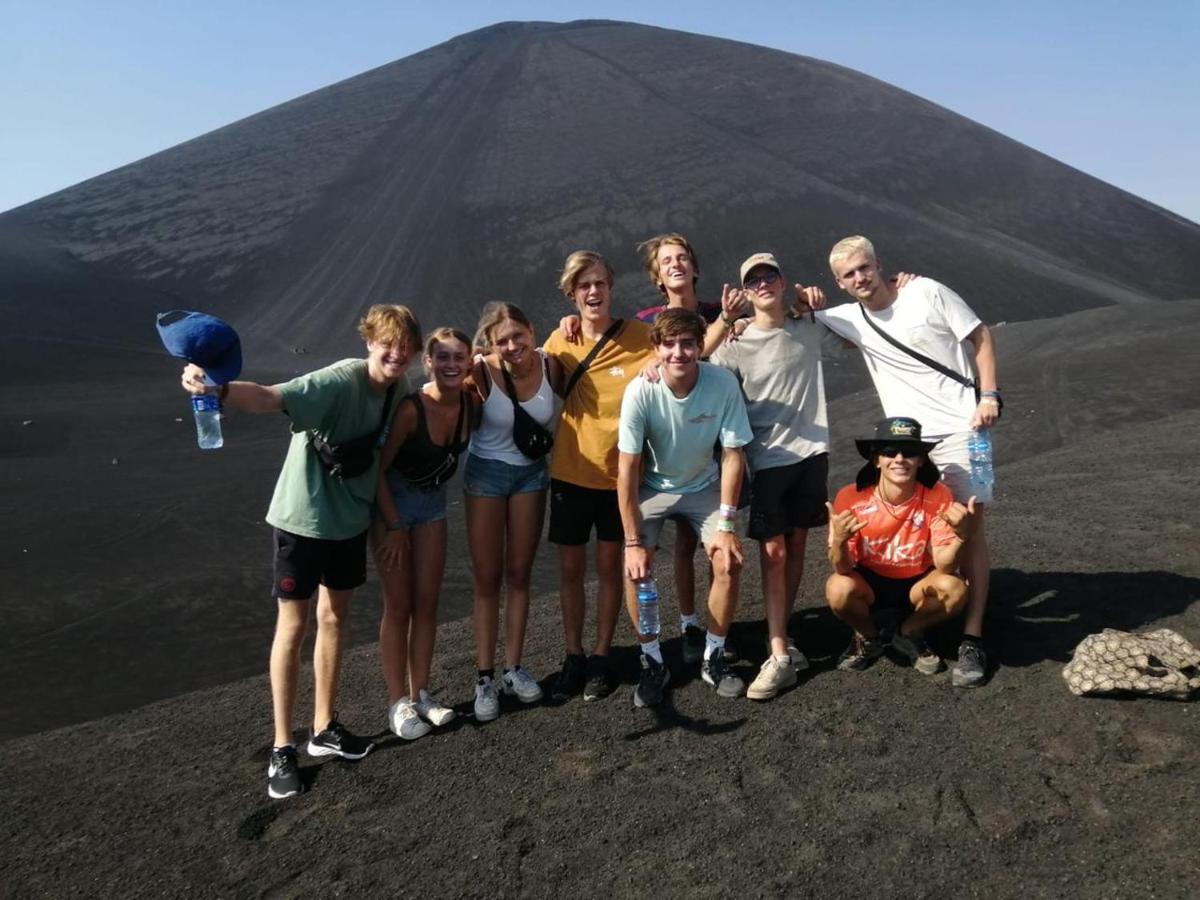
617, 308, 752, 707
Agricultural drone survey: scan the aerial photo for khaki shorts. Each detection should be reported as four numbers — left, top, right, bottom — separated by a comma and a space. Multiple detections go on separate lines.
636, 481, 742, 549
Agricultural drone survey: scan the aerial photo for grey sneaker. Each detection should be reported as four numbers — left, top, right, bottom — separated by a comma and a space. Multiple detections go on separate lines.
474, 677, 500, 722
701, 652, 745, 698
501, 666, 544, 703
891, 630, 943, 675
836, 633, 886, 671
682, 625, 706, 665
746, 657, 797, 701
952, 640, 988, 688
388, 697, 432, 740
414, 689, 456, 726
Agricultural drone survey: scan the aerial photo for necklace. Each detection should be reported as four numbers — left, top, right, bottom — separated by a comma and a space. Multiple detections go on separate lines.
875, 485, 919, 520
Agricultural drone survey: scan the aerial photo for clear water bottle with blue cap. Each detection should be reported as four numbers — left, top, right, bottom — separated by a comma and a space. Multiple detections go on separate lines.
636, 577, 660, 637
192, 380, 223, 450
967, 428, 993, 503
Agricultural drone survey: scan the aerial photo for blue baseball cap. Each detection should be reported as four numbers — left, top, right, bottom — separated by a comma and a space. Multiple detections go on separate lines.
155, 310, 242, 385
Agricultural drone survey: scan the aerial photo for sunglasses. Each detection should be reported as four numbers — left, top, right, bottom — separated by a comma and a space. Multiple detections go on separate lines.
743, 271, 781, 289
877, 446, 922, 459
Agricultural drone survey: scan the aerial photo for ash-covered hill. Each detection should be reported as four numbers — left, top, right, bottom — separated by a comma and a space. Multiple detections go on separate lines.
2, 19, 1198, 371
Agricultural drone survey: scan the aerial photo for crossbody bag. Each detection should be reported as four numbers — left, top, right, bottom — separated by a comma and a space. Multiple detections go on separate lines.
308, 382, 397, 479
561, 318, 624, 398
858, 304, 1002, 413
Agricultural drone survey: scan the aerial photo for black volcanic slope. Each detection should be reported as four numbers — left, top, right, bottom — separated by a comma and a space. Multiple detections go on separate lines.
2, 19, 1199, 371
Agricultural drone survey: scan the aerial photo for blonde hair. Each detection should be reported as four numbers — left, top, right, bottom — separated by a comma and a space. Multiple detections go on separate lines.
358, 304, 421, 349
828, 236, 878, 276
638, 233, 699, 296
473, 302, 533, 351
559, 250, 614, 298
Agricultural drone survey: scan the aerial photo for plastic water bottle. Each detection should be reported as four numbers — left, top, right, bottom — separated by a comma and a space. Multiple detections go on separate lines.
192, 394, 223, 449
636, 577, 661, 637
966, 428, 993, 503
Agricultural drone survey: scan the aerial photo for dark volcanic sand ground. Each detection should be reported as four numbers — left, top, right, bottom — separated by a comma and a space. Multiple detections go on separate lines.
2, 301, 1199, 898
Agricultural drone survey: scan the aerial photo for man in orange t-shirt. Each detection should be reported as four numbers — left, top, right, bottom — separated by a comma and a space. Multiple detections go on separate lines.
826, 417, 977, 675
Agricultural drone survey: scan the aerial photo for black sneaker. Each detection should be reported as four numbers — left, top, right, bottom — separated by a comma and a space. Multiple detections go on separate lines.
952, 640, 988, 688
583, 654, 612, 701
306, 719, 374, 760
267, 746, 301, 800
836, 633, 886, 671
891, 630, 943, 675
681, 625, 706, 665
633, 654, 670, 708
550, 653, 587, 700
701, 652, 745, 698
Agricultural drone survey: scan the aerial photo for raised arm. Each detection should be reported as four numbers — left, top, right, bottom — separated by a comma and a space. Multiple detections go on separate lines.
825, 500, 865, 575
933, 496, 978, 572
182, 363, 283, 413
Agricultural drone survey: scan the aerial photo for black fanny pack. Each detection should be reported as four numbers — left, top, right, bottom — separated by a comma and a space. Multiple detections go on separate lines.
309, 383, 396, 479
500, 359, 554, 460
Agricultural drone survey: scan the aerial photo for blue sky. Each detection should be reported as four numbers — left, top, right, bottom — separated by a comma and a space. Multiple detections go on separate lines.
2, 0, 1197, 222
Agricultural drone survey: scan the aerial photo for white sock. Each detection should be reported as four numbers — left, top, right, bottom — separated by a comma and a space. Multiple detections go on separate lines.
680, 613, 701, 631
642, 639, 663, 664
704, 631, 726, 661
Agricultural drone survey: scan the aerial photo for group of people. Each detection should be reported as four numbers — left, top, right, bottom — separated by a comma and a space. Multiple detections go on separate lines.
180, 233, 1001, 801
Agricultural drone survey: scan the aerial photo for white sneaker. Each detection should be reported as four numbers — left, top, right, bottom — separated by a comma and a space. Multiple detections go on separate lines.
474, 676, 500, 722
414, 689, 456, 726
746, 657, 798, 701
501, 665, 544, 703
388, 697, 431, 740
767, 639, 810, 671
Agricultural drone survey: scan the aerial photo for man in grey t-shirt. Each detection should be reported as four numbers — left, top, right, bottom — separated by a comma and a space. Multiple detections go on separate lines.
709, 253, 841, 701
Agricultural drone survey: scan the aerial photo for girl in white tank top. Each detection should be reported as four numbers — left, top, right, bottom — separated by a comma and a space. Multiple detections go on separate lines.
463, 303, 563, 724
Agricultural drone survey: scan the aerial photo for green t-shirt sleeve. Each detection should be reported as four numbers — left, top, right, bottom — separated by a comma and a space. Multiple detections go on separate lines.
278, 364, 353, 432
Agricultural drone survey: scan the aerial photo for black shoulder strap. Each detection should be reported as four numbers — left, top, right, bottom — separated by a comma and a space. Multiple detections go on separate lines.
376, 382, 399, 439
499, 361, 522, 411
563, 318, 624, 399
858, 304, 975, 390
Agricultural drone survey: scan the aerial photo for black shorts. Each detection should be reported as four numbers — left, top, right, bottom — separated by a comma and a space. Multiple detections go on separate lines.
747, 453, 830, 541
272, 528, 368, 600
856, 566, 932, 611
548, 479, 623, 545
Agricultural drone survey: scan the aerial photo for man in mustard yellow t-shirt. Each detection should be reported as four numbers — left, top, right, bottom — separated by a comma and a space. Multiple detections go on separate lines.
543, 251, 655, 702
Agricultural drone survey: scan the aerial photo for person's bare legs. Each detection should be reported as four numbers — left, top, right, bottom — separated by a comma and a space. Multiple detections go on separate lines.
312, 586, 353, 732
900, 571, 968, 636
375, 533, 414, 705
960, 509, 990, 638
466, 494, 506, 671
825, 571, 877, 637
408, 520, 447, 696
704, 546, 742, 638
760, 534, 789, 657
674, 522, 698, 618
593, 540, 624, 656
270, 598, 310, 748
557, 543, 587, 656
503, 489, 546, 669
784, 528, 808, 609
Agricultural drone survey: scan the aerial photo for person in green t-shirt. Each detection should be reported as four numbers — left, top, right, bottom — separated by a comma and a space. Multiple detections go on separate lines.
181, 304, 418, 801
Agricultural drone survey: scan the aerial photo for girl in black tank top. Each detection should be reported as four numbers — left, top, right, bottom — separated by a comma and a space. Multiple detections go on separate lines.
372, 328, 478, 736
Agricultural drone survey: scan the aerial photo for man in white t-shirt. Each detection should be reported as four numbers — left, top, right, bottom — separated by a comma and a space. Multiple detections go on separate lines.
816, 235, 1000, 688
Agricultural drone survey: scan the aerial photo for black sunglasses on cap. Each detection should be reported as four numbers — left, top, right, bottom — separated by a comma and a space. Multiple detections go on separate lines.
743, 271, 781, 289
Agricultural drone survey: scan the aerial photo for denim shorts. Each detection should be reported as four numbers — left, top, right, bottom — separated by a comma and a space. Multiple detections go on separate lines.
384, 470, 448, 528
463, 453, 549, 498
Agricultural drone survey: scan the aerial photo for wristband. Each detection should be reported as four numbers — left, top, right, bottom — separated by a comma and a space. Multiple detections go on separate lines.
719, 503, 737, 516
721, 314, 737, 325
980, 397, 1000, 405
716, 519, 737, 534
980, 390, 1001, 398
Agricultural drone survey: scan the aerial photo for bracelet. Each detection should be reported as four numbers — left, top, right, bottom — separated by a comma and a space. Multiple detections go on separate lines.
980, 397, 1000, 405
721, 314, 737, 325
716, 519, 737, 534
980, 390, 1001, 398
719, 503, 737, 518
